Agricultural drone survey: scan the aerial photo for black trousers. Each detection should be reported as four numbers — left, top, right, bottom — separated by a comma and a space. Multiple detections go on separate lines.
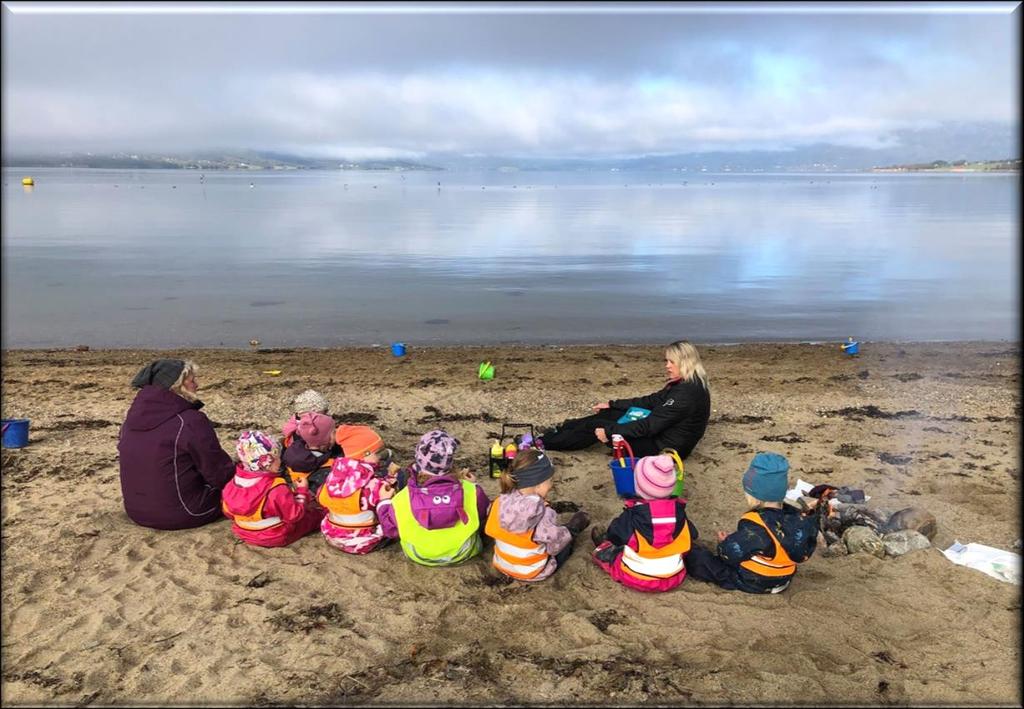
540, 410, 663, 457
552, 538, 575, 572
684, 547, 739, 590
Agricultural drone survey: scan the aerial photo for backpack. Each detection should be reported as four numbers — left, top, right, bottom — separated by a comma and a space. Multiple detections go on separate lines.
406, 476, 469, 530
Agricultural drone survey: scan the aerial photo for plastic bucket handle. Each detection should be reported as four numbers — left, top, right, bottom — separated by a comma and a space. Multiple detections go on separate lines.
660, 447, 685, 494
613, 437, 635, 467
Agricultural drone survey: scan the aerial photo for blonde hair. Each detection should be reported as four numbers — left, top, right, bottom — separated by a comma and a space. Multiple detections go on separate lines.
665, 341, 708, 390
499, 448, 544, 494
169, 360, 199, 403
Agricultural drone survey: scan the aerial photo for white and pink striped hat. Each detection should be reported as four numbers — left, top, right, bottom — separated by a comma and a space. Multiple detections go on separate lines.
634, 455, 677, 499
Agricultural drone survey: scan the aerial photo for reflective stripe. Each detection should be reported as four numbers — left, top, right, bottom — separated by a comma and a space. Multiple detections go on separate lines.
769, 580, 791, 594
407, 536, 478, 566
494, 538, 545, 561
327, 509, 376, 527
748, 555, 792, 569
232, 475, 263, 488
236, 515, 283, 531
493, 552, 547, 579
650, 516, 676, 525
621, 545, 684, 578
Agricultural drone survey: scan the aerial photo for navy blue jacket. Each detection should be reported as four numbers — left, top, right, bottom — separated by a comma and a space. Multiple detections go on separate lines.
606, 497, 699, 547
717, 506, 819, 593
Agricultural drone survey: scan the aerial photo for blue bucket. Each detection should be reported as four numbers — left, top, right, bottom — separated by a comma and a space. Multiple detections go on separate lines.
609, 458, 637, 496
391, 342, 407, 357
1, 419, 30, 448
842, 341, 860, 356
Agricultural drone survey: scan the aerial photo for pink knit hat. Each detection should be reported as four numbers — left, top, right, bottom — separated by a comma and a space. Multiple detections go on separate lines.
296, 412, 335, 451
634, 455, 677, 500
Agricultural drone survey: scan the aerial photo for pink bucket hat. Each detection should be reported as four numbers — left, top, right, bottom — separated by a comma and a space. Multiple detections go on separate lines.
296, 412, 335, 451
634, 455, 677, 500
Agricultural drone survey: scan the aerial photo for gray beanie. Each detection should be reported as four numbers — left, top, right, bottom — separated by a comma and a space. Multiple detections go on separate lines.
293, 389, 329, 414
131, 359, 185, 389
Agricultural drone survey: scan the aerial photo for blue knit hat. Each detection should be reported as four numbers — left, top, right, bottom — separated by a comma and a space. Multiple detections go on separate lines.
742, 452, 789, 502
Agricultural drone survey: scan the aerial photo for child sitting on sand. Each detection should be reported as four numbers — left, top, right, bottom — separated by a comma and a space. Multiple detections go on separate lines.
317, 424, 398, 555
685, 452, 819, 594
484, 448, 590, 582
591, 454, 698, 592
282, 410, 337, 496
221, 430, 323, 547
378, 430, 491, 566
282, 390, 341, 493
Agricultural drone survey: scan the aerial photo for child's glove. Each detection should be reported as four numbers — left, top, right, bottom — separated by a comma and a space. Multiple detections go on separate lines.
379, 482, 395, 500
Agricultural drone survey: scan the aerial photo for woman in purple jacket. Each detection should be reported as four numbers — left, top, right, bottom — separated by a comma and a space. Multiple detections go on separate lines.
118, 359, 235, 530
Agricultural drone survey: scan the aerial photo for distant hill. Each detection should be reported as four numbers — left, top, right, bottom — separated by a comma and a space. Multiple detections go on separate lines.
871, 158, 1019, 172
2, 150, 443, 171
4, 121, 1014, 174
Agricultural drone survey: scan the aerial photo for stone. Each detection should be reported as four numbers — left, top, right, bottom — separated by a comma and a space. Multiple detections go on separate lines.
882, 530, 932, 557
885, 507, 937, 541
822, 542, 849, 558
1012, 539, 1021, 551
843, 525, 885, 558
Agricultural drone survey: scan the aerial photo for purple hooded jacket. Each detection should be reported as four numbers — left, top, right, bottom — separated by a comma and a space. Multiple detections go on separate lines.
118, 385, 235, 530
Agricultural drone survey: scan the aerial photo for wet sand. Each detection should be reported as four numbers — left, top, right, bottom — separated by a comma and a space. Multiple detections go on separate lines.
1, 341, 1020, 705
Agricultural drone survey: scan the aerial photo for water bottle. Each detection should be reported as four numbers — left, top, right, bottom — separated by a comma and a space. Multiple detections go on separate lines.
489, 439, 504, 478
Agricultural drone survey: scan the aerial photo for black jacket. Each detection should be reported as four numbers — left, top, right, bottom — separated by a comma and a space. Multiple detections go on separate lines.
717, 506, 819, 593
606, 497, 699, 547
605, 377, 711, 458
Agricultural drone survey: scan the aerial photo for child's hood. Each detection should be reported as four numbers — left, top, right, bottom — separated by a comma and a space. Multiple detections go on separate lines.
223, 465, 279, 516
323, 457, 376, 498
498, 491, 547, 533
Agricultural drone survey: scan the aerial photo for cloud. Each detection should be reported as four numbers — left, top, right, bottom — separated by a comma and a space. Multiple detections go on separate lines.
2, 5, 1018, 157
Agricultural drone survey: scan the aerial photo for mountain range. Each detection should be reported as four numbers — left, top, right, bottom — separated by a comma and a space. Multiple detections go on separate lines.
4, 121, 1017, 173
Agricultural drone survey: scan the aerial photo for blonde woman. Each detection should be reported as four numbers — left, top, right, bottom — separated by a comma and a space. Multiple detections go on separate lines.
540, 341, 711, 459
118, 358, 235, 530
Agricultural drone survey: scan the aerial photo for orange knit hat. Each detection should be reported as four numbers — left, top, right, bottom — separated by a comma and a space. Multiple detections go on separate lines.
335, 424, 384, 460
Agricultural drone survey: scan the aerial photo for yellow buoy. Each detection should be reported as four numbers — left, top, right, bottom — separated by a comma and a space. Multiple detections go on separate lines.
22, 177, 34, 186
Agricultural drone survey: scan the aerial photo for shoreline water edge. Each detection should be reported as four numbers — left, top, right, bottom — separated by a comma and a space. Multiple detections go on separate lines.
1, 340, 1020, 704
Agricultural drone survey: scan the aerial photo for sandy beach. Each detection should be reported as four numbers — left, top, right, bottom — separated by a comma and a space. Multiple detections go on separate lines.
1, 341, 1019, 706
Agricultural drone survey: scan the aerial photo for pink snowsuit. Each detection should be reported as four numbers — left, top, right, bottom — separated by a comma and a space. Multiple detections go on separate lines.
319, 457, 397, 554
221, 465, 323, 547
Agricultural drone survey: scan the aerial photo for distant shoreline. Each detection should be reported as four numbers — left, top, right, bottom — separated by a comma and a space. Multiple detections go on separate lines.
4, 165, 1020, 175
2, 339, 1018, 354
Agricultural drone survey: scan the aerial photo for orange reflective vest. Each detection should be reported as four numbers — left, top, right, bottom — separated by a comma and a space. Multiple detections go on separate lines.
318, 480, 377, 531
484, 498, 551, 580
738, 511, 797, 579
619, 499, 692, 582
286, 457, 334, 488
223, 477, 289, 531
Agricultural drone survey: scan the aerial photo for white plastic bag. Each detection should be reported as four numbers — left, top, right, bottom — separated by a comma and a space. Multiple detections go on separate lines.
943, 541, 1021, 585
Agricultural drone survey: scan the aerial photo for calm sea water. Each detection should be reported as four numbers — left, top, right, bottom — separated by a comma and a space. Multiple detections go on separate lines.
1, 167, 1018, 348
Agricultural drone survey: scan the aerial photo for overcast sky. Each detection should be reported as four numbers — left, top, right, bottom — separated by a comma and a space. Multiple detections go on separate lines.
2, 1, 1020, 159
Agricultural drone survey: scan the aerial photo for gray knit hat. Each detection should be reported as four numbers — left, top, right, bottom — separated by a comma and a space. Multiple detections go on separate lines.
293, 389, 329, 414
131, 359, 185, 389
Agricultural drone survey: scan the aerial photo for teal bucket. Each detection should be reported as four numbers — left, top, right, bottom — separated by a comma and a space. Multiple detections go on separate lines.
1, 419, 29, 448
